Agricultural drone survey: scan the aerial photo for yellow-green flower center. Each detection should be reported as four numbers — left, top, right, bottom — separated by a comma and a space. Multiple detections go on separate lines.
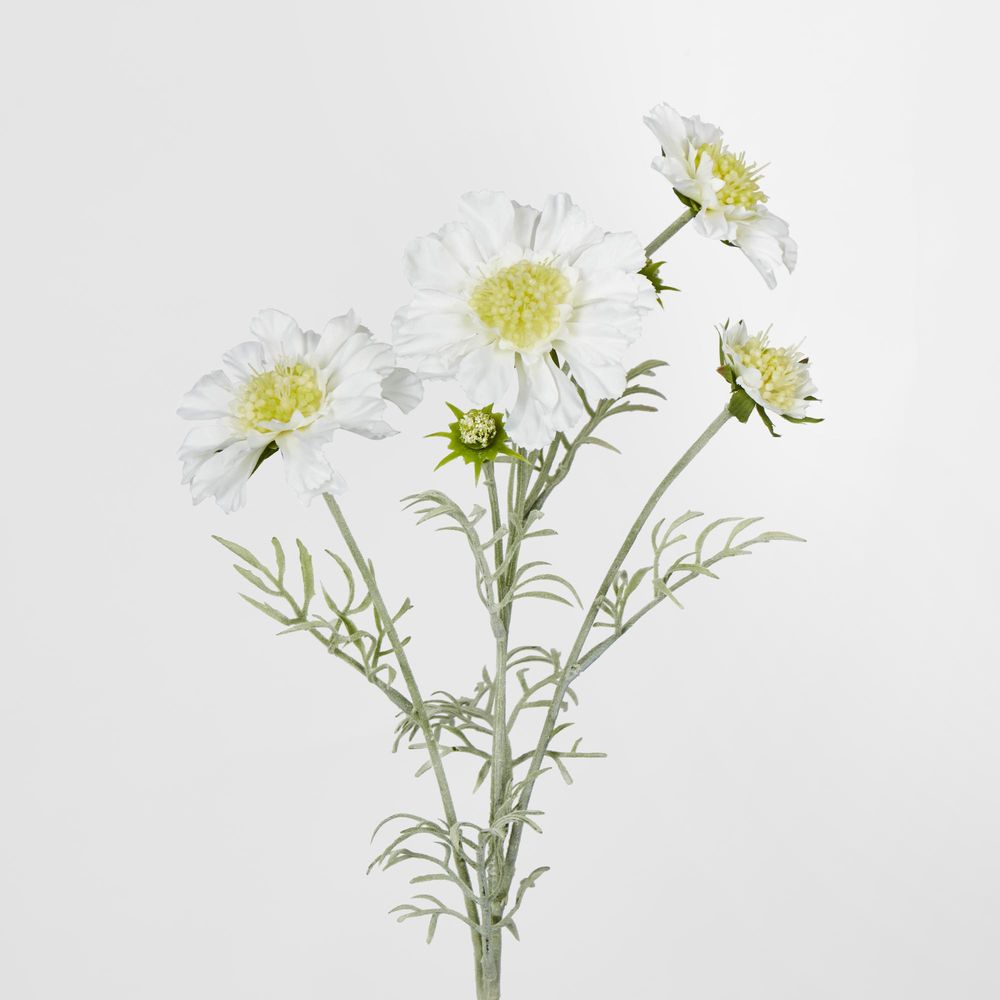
236, 362, 323, 430
733, 336, 800, 412
470, 260, 570, 348
458, 409, 498, 450
696, 143, 767, 210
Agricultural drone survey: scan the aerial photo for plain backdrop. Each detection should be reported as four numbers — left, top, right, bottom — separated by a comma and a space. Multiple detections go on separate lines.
2, 2, 996, 998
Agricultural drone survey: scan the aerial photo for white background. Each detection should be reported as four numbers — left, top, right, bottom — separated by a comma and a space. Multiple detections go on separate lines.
2, 2, 996, 998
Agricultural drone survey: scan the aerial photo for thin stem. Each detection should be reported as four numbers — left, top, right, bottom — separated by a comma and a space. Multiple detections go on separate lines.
481, 462, 513, 998
502, 409, 732, 886
322, 494, 484, 985
644, 207, 695, 257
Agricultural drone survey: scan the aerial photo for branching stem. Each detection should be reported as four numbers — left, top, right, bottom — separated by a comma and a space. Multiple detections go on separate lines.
322, 493, 485, 989
501, 409, 732, 888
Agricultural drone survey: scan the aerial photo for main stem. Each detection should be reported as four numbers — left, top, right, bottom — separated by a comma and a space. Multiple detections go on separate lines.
322, 494, 486, 993
645, 207, 695, 257
502, 409, 733, 888
481, 463, 508, 999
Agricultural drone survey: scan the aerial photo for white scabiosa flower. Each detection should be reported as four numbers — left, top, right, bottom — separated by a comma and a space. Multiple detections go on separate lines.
178, 309, 422, 512
392, 191, 656, 450
718, 320, 819, 430
644, 102, 797, 289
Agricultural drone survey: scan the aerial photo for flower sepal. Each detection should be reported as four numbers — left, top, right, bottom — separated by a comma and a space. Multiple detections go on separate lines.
639, 258, 679, 306
428, 404, 524, 483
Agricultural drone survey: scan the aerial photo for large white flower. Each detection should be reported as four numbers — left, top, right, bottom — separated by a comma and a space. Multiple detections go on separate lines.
392, 191, 656, 450
720, 320, 817, 419
644, 102, 797, 289
178, 309, 422, 512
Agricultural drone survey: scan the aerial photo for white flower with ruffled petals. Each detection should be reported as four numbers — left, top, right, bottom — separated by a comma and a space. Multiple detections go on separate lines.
720, 320, 817, 419
178, 309, 422, 512
644, 102, 797, 289
392, 191, 656, 450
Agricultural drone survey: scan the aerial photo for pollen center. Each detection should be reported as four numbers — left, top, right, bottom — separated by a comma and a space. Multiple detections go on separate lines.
458, 409, 499, 450
470, 260, 571, 348
697, 143, 767, 210
236, 362, 323, 430
733, 337, 800, 412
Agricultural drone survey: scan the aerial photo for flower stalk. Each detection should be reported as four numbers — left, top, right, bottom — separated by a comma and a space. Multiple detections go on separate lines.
644, 207, 695, 256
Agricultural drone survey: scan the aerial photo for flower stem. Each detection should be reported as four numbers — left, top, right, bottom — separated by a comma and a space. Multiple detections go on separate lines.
322, 493, 484, 987
645, 207, 695, 257
501, 408, 733, 887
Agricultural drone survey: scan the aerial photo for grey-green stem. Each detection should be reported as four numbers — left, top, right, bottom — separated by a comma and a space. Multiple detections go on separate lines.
322, 493, 486, 992
501, 409, 733, 887
645, 207, 695, 257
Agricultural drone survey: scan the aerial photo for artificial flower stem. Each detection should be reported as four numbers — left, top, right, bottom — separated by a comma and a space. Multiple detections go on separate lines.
322, 493, 486, 987
481, 462, 509, 1000
644, 207, 696, 257
502, 408, 733, 886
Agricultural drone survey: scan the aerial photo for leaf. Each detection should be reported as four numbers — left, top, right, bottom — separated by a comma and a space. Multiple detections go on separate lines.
239, 594, 292, 626
580, 436, 621, 454
296, 539, 314, 611
233, 565, 279, 594
271, 538, 286, 583
213, 536, 265, 571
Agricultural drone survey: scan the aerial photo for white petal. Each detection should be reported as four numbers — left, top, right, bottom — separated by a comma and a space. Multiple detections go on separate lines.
250, 308, 307, 359
381, 368, 424, 413
736, 209, 797, 289
178, 420, 241, 483
643, 102, 692, 160
694, 205, 736, 241
403, 234, 472, 293
178, 370, 235, 420
392, 299, 476, 371
505, 355, 584, 450
186, 439, 261, 513
277, 433, 347, 502
511, 202, 541, 247
222, 340, 267, 381
571, 232, 646, 276
532, 193, 602, 259
456, 343, 518, 409
458, 191, 515, 260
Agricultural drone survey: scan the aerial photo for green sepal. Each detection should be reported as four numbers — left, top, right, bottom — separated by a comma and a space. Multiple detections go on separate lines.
638, 258, 679, 307
249, 441, 278, 478
429, 403, 525, 483
672, 189, 701, 214
756, 404, 781, 437
727, 387, 756, 423
782, 414, 824, 424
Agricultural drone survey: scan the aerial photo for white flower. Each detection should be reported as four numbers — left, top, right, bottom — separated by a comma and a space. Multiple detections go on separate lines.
178, 309, 422, 512
644, 102, 797, 289
392, 191, 656, 450
720, 320, 817, 419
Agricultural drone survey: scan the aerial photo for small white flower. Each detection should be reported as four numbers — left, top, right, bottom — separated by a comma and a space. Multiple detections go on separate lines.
720, 320, 817, 419
644, 102, 797, 289
392, 191, 656, 450
178, 309, 422, 512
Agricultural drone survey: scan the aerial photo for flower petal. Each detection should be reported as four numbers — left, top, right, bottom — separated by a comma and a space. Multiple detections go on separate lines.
458, 191, 515, 260
277, 433, 347, 501
505, 355, 584, 449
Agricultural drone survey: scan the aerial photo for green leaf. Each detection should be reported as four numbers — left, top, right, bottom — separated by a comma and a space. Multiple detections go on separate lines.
271, 538, 286, 583
213, 536, 265, 571
296, 539, 314, 611
233, 565, 279, 594
239, 594, 292, 626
